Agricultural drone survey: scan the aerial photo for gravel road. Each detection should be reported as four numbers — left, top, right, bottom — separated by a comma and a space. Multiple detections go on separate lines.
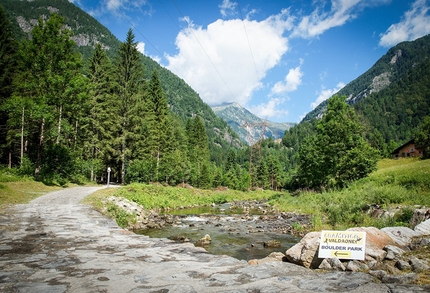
0, 186, 428, 292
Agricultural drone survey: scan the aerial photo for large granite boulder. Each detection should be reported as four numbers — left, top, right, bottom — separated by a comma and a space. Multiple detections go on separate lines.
414, 218, 430, 235
285, 231, 322, 269
381, 226, 421, 248
347, 227, 395, 261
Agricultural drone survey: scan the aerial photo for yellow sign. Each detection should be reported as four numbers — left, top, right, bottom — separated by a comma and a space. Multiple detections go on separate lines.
318, 230, 366, 260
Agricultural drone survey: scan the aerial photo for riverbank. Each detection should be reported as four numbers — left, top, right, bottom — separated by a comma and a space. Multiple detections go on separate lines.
1, 187, 429, 292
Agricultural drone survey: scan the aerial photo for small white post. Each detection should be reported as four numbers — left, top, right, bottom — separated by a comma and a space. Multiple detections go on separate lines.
107, 167, 111, 186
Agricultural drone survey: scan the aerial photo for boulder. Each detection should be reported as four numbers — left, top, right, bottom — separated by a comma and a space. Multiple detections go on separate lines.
285, 231, 322, 269
248, 252, 286, 265
409, 256, 430, 273
348, 227, 394, 261
196, 234, 211, 246
381, 272, 419, 284
414, 218, 430, 235
395, 260, 411, 271
381, 226, 421, 248
383, 245, 405, 259
346, 260, 369, 272
410, 208, 430, 228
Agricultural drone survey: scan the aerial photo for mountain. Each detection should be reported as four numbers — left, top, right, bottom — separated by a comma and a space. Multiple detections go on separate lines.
0, 0, 243, 164
283, 34, 430, 158
302, 34, 430, 123
212, 103, 295, 145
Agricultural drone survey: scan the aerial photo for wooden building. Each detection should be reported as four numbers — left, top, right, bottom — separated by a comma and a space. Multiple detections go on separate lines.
391, 139, 423, 158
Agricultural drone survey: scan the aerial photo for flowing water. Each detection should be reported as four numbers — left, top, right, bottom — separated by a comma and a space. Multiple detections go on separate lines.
136, 203, 301, 261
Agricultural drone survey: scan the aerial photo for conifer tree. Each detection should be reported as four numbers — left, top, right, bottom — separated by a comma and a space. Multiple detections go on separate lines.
83, 43, 118, 181
0, 4, 18, 165
6, 13, 84, 178
142, 69, 173, 182
114, 29, 144, 184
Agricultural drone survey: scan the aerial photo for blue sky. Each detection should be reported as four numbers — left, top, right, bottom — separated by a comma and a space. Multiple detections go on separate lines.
71, 0, 430, 123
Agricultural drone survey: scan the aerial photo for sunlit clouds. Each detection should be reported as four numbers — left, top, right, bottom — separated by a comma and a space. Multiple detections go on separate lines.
379, 0, 430, 47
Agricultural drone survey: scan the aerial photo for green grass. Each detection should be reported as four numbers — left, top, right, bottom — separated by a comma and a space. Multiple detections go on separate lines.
270, 158, 430, 230
111, 183, 279, 210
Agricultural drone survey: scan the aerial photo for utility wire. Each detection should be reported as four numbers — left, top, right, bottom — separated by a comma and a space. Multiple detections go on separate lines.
106, 0, 188, 83
171, 0, 237, 101
237, 0, 260, 82
157, 0, 224, 92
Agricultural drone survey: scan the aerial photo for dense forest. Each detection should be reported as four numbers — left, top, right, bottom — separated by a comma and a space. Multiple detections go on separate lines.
0, 6, 299, 191
1, 1, 429, 192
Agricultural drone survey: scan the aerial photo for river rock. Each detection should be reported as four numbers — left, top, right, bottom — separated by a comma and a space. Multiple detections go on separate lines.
381, 226, 421, 248
384, 244, 406, 259
395, 260, 411, 271
346, 260, 369, 272
285, 231, 322, 269
248, 252, 286, 265
381, 272, 419, 284
409, 256, 430, 272
414, 218, 430, 234
348, 227, 393, 261
196, 234, 211, 246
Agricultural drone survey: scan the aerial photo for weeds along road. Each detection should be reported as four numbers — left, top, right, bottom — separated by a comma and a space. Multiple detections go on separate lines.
0, 186, 427, 292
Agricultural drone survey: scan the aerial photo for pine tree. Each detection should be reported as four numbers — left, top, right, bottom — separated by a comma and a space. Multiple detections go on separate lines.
114, 29, 144, 184
6, 13, 84, 179
83, 43, 118, 182
0, 4, 18, 166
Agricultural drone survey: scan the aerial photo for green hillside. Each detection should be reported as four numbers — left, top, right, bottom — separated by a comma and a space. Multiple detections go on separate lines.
284, 34, 430, 159
0, 0, 242, 166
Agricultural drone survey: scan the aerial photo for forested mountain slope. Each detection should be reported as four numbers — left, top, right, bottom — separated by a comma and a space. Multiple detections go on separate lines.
0, 0, 242, 164
302, 34, 430, 123
212, 103, 295, 145
285, 34, 430, 157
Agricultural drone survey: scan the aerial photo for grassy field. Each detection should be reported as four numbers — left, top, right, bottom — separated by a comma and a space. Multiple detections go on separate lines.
271, 158, 430, 230
0, 169, 63, 206
2, 158, 429, 231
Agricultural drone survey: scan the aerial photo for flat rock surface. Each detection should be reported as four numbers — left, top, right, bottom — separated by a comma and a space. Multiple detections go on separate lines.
0, 187, 428, 292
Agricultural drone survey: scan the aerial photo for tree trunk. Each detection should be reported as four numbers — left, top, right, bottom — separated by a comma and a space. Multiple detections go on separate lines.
20, 107, 24, 165
35, 117, 45, 180
56, 104, 62, 144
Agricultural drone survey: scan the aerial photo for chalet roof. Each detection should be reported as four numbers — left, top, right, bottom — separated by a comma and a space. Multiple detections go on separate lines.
391, 139, 415, 154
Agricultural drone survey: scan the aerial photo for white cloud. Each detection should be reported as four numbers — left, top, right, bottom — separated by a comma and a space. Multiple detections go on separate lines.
292, 0, 360, 38
137, 42, 145, 54
291, 0, 390, 39
379, 0, 430, 47
219, 0, 238, 17
166, 13, 292, 106
311, 82, 345, 109
104, 0, 148, 12
271, 64, 303, 94
248, 98, 289, 119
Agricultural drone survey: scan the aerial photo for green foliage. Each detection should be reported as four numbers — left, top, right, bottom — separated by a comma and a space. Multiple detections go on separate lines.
106, 203, 135, 228
271, 158, 430, 229
114, 183, 274, 210
297, 96, 379, 189
415, 115, 430, 158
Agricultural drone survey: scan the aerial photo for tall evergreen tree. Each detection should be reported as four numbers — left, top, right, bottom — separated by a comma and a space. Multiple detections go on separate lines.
114, 29, 144, 184
83, 43, 118, 182
0, 4, 18, 165
6, 13, 84, 178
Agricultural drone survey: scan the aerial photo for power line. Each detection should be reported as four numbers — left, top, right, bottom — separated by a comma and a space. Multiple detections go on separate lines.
171, 0, 238, 101
156, 0, 224, 93
237, 0, 260, 82
106, 0, 188, 83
